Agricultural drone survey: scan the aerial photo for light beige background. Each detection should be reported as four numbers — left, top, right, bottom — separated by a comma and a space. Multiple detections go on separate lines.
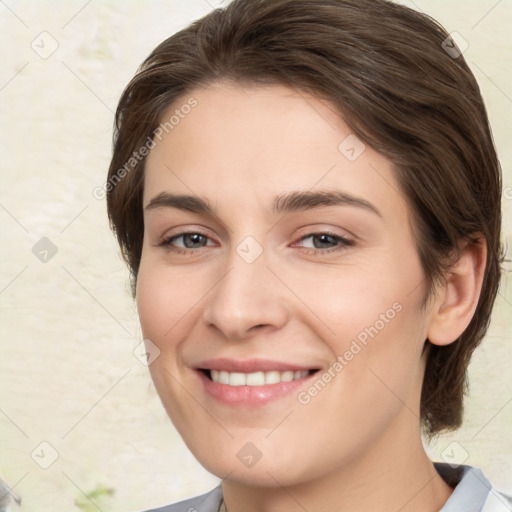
1, 1, 511, 511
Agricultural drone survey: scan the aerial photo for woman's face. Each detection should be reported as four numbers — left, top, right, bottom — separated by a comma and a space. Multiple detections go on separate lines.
138, 83, 436, 486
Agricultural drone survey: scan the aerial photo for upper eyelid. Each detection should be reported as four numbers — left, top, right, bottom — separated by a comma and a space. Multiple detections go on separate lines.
158, 221, 354, 237
160, 230, 352, 250
293, 232, 353, 247
160, 229, 350, 239
158, 226, 215, 243
146, 210, 234, 237
293, 228, 354, 242
167, 233, 210, 242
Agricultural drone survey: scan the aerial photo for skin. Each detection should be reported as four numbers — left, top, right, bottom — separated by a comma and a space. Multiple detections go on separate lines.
137, 83, 486, 512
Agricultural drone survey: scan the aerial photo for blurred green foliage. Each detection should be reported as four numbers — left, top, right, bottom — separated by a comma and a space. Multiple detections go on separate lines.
74, 485, 115, 512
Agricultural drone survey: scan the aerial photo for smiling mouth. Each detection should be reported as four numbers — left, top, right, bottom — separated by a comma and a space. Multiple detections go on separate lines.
201, 369, 319, 386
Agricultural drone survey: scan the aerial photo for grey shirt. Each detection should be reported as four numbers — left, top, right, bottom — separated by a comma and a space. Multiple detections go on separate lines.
144, 464, 512, 512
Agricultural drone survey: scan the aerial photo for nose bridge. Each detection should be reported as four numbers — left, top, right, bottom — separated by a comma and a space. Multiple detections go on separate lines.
203, 242, 288, 339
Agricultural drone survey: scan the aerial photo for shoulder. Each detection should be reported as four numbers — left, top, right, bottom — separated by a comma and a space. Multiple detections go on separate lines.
483, 490, 512, 512
141, 485, 223, 512
435, 463, 512, 512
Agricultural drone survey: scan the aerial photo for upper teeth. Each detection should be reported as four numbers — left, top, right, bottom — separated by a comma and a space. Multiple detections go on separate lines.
210, 370, 309, 386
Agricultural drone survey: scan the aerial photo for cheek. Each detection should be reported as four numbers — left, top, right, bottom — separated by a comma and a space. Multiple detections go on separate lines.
279, 255, 419, 345
281, 253, 428, 395
135, 259, 202, 422
136, 265, 169, 341
136, 256, 205, 342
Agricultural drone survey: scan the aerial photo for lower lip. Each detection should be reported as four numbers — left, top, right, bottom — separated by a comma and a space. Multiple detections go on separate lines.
197, 370, 316, 407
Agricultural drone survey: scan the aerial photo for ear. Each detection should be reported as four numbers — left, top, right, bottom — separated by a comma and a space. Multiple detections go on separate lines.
427, 236, 487, 346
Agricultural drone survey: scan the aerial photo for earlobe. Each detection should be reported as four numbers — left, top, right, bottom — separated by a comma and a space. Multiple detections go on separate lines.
427, 237, 487, 346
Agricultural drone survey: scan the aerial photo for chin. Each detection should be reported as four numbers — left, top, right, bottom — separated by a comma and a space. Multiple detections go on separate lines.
188, 438, 317, 488
202, 458, 302, 488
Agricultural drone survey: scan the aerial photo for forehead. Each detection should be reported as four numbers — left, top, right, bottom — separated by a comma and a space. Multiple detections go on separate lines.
143, 82, 408, 225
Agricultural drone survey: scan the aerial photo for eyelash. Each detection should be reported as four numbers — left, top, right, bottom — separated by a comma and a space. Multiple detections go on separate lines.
296, 232, 354, 254
159, 231, 354, 256
159, 232, 214, 256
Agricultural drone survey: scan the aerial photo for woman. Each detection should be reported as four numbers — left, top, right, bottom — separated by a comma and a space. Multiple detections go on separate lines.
106, 0, 510, 510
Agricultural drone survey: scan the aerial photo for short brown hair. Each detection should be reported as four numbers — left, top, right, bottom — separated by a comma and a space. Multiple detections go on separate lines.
106, 0, 503, 436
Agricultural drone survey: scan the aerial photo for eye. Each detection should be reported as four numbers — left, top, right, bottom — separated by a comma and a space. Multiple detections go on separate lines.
295, 232, 353, 253
160, 232, 215, 252
301, 233, 340, 249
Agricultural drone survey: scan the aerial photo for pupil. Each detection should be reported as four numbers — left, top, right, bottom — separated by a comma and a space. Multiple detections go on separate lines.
184, 233, 205, 248
315, 234, 336, 248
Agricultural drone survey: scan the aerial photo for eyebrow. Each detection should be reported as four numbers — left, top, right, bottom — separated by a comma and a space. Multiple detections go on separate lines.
145, 190, 381, 217
273, 190, 381, 217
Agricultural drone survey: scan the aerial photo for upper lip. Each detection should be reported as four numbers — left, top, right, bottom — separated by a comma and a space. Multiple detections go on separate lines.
196, 358, 317, 373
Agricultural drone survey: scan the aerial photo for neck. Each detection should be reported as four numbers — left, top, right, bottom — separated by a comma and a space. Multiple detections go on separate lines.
221, 415, 453, 512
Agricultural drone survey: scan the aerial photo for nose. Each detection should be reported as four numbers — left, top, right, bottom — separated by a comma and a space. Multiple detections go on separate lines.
202, 249, 289, 340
